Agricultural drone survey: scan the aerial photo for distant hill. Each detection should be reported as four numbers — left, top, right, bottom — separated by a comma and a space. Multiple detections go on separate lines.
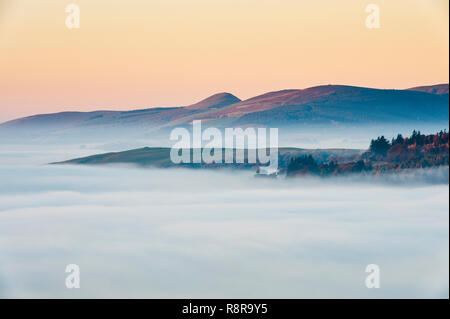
0, 93, 240, 131
1, 84, 448, 137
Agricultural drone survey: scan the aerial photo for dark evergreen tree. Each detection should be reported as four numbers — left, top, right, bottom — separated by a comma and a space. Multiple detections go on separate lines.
392, 134, 404, 145
370, 136, 391, 155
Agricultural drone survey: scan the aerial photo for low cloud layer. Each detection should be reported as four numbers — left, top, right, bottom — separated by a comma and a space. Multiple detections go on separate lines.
0, 163, 448, 298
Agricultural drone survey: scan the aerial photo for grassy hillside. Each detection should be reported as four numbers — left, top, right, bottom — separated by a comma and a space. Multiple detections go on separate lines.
52, 147, 363, 170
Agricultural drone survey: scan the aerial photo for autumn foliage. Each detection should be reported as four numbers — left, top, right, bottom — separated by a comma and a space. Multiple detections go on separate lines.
287, 130, 449, 177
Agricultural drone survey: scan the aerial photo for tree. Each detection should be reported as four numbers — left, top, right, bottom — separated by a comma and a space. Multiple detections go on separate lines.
287, 155, 319, 175
392, 134, 404, 145
370, 136, 391, 155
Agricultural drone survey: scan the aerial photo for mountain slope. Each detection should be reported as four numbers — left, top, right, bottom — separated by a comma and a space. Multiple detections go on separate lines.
407, 84, 449, 95
191, 85, 449, 126
184, 92, 241, 110
0, 92, 240, 131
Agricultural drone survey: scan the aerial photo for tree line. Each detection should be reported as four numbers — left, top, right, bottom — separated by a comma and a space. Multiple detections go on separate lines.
287, 130, 449, 177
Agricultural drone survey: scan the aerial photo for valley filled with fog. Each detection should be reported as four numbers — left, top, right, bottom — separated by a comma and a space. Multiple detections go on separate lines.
0, 144, 448, 298
0, 0, 448, 301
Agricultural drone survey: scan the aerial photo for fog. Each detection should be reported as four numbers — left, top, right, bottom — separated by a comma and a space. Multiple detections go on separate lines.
0, 162, 448, 298
1, 122, 448, 152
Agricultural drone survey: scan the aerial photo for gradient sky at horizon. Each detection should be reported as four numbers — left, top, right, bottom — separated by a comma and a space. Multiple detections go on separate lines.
0, 0, 448, 121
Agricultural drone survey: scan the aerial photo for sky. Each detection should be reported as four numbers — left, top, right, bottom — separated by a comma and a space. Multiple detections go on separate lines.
0, 0, 449, 121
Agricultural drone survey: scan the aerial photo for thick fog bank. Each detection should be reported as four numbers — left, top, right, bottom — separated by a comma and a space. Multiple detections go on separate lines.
0, 165, 448, 298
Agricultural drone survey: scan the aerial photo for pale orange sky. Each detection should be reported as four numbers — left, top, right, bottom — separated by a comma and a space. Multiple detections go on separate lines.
0, 0, 448, 121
